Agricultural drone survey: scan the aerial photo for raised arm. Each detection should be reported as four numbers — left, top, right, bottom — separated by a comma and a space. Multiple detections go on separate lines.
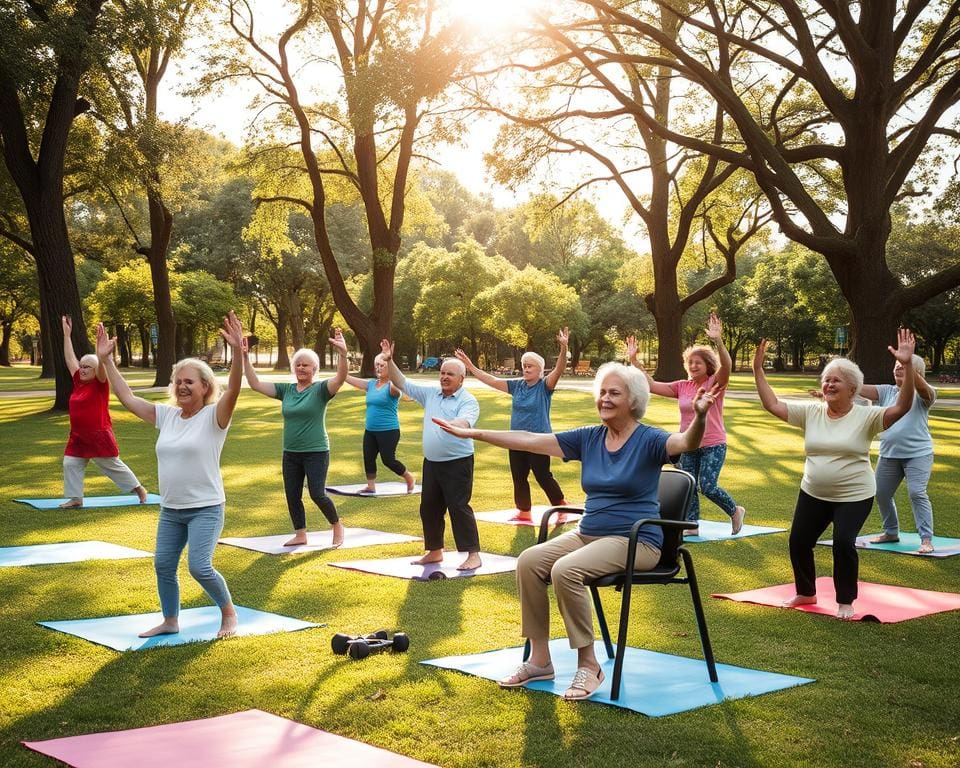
379, 339, 407, 391
626, 335, 674, 397
96, 323, 156, 425
454, 348, 508, 393
344, 374, 368, 392
859, 384, 880, 402
241, 337, 276, 398
326, 328, 349, 395
706, 312, 732, 388
432, 418, 564, 457
216, 311, 244, 429
544, 327, 568, 391
752, 340, 789, 422
913, 366, 936, 405
61, 316, 79, 376
666, 383, 720, 455
882, 329, 917, 430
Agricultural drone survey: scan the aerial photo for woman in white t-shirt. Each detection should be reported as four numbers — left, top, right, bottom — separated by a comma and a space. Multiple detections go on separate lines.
97, 312, 245, 639
752, 330, 917, 620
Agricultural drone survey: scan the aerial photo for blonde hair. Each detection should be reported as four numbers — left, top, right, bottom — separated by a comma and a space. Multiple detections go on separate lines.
683, 345, 719, 378
169, 358, 220, 405
593, 362, 651, 420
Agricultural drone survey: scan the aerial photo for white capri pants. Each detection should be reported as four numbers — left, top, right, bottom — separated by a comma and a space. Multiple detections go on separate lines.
63, 455, 141, 499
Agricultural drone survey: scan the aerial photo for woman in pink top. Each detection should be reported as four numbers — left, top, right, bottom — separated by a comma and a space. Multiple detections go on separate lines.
628, 313, 745, 536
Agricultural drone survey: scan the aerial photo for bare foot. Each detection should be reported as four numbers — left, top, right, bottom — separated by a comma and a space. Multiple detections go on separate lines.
682, 527, 700, 537
138, 620, 179, 638
918, 538, 935, 554
134, 485, 148, 504
404, 472, 416, 493
836, 603, 855, 620
731, 505, 746, 535
331, 521, 345, 548
284, 533, 308, 546
457, 553, 482, 571
782, 594, 817, 608
58, 499, 83, 509
508, 510, 533, 523
217, 608, 238, 638
412, 550, 444, 565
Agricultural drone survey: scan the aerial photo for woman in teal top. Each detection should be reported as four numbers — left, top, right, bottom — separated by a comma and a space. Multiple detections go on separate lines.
345, 352, 415, 493
242, 330, 349, 546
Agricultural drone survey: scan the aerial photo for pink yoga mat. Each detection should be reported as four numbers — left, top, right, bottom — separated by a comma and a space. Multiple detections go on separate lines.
714, 577, 960, 623
23, 709, 438, 768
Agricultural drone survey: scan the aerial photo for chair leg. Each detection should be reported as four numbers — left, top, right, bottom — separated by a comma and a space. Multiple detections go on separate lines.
590, 586, 614, 660
681, 548, 718, 683
609, 582, 634, 700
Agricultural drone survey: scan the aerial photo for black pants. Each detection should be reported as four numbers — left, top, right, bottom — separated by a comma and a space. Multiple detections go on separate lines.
789, 489, 873, 605
508, 449, 565, 511
420, 456, 479, 553
363, 429, 406, 478
282, 450, 339, 530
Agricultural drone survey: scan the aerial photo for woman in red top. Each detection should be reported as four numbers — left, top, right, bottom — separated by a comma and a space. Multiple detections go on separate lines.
59, 315, 148, 508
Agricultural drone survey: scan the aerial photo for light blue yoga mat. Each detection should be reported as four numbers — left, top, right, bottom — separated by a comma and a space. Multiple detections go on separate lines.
422, 639, 814, 717
14, 494, 163, 510
683, 519, 786, 543
819, 532, 960, 558
0, 540, 152, 567
38, 605, 321, 651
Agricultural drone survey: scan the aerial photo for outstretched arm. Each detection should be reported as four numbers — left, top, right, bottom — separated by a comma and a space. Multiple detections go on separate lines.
882, 329, 917, 430
707, 312, 732, 388
626, 335, 674, 397
326, 328, 349, 395
666, 383, 720, 455
344, 374, 368, 392
432, 418, 564, 457
454, 348, 508, 392
544, 327, 568, 391
241, 337, 276, 398
216, 311, 244, 429
379, 339, 407, 391
752, 340, 789, 422
97, 324, 156, 425
62, 316, 79, 377
914, 367, 935, 405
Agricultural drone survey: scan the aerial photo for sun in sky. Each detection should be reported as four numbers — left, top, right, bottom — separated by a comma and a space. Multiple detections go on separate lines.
444, 0, 545, 35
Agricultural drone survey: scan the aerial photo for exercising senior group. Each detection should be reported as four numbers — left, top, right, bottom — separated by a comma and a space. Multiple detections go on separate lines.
59, 311, 938, 700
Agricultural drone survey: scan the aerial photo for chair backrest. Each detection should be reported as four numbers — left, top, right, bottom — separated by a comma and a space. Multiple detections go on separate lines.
655, 469, 696, 568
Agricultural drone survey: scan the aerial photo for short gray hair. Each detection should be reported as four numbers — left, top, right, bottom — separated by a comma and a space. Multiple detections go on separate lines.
896, 354, 925, 378
169, 358, 221, 404
593, 362, 650, 420
79, 353, 99, 369
291, 348, 320, 372
822, 357, 863, 394
520, 351, 545, 374
440, 357, 466, 377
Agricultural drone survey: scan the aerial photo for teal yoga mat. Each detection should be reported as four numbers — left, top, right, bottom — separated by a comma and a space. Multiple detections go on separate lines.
38, 605, 321, 651
0, 541, 151, 567
683, 518, 787, 542
819, 532, 960, 557
423, 639, 813, 716
14, 494, 162, 510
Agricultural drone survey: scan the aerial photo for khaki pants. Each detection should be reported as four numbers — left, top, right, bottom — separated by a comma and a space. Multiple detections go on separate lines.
517, 530, 660, 649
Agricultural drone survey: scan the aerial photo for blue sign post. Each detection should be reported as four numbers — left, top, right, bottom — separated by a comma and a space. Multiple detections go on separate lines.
835, 326, 847, 354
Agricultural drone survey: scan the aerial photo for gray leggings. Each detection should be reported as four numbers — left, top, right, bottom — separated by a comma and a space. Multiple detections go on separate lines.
875, 453, 934, 540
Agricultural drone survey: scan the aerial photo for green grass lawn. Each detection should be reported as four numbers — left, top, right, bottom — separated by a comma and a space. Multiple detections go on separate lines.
1, 367, 958, 767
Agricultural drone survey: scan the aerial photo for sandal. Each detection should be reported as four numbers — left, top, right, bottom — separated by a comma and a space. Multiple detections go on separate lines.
563, 666, 605, 700
869, 533, 900, 544
498, 660, 555, 688
918, 539, 935, 554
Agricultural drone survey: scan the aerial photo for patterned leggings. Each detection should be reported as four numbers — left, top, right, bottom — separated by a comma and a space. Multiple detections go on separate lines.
679, 443, 737, 522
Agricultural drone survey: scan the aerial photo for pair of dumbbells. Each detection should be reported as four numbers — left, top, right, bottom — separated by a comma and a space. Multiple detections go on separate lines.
331, 629, 410, 660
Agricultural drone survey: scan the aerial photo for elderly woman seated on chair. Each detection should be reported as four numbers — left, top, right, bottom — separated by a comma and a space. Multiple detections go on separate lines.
433, 362, 720, 700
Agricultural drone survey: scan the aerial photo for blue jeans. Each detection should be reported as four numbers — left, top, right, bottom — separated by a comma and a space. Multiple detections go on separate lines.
679, 444, 737, 522
282, 450, 339, 530
875, 454, 935, 540
154, 504, 232, 618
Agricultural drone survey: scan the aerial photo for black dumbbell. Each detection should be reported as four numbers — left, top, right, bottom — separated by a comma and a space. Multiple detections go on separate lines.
331, 629, 389, 655
336, 631, 410, 659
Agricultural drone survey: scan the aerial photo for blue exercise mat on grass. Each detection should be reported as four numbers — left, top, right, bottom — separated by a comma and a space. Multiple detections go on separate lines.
0, 540, 151, 567
683, 519, 786, 542
819, 532, 960, 558
38, 605, 320, 651
14, 494, 163, 510
422, 639, 813, 717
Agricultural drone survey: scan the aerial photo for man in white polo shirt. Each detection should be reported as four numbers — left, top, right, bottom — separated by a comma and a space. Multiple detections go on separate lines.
379, 340, 482, 570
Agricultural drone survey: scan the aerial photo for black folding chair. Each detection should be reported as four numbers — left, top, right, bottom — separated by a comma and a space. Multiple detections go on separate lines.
531, 468, 718, 700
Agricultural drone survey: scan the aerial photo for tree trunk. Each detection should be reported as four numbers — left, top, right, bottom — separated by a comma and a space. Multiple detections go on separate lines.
274, 304, 290, 370
145, 188, 177, 385
0, 321, 11, 365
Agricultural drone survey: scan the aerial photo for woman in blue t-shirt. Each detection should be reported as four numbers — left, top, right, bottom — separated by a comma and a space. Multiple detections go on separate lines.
454, 328, 569, 522
434, 362, 720, 701
344, 352, 416, 494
